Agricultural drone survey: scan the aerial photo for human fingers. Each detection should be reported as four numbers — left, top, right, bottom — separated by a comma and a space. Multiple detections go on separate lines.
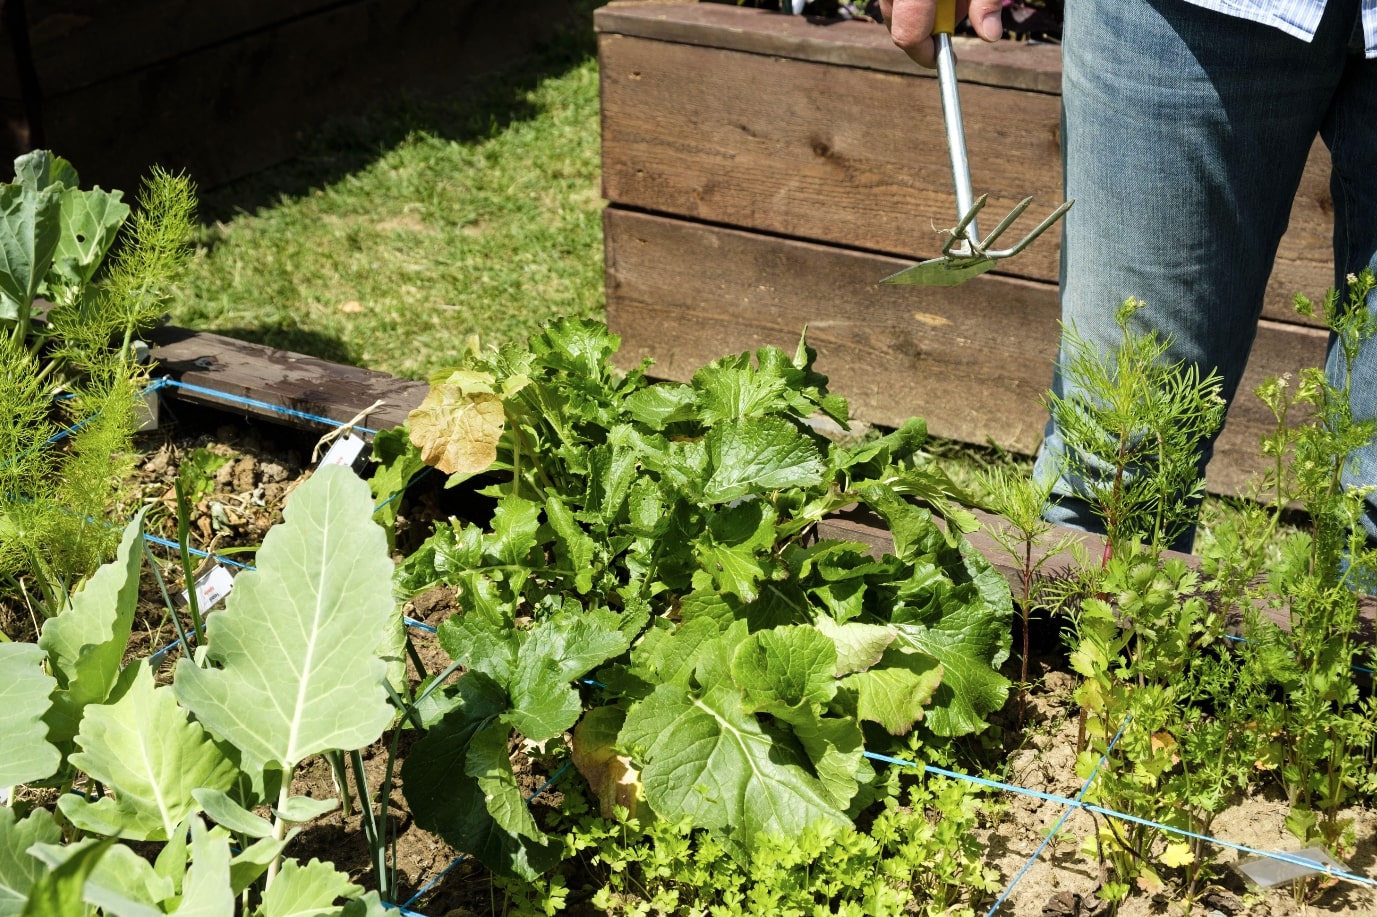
965, 0, 1005, 41
879, 0, 938, 68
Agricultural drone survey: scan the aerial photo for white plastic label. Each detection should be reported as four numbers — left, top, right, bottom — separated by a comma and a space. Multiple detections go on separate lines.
318, 433, 367, 471
180, 564, 234, 611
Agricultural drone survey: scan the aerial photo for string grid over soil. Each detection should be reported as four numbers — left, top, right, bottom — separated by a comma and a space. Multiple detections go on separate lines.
30, 404, 1371, 916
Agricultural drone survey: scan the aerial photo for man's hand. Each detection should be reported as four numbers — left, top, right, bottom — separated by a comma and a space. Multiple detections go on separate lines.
878, 0, 1006, 68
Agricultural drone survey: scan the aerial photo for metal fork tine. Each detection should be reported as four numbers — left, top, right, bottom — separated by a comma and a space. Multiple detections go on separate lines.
988, 198, 1075, 258
977, 196, 1034, 250
944, 194, 988, 257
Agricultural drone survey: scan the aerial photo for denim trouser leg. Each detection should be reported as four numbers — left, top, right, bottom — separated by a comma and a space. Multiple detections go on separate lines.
1032, 0, 1377, 550
1326, 33, 1377, 544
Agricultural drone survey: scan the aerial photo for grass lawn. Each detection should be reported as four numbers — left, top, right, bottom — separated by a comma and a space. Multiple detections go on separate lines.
175, 33, 603, 380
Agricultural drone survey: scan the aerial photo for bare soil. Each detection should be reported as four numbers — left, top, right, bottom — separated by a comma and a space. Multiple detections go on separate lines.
983, 662, 1377, 917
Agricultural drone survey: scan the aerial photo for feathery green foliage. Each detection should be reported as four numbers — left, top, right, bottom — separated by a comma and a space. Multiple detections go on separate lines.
0, 155, 196, 625
1046, 298, 1227, 556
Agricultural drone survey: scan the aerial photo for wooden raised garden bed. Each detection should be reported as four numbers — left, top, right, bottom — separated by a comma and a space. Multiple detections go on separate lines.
595, 0, 1334, 497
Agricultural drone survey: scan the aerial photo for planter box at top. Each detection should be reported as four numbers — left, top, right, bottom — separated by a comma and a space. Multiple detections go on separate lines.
596, 1, 1333, 497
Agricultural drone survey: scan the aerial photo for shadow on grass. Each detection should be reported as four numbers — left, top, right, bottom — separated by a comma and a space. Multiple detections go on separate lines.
178, 324, 362, 369
195, 1, 600, 226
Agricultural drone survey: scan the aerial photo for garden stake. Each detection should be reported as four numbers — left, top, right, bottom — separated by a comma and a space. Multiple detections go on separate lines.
881, 0, 1072, 286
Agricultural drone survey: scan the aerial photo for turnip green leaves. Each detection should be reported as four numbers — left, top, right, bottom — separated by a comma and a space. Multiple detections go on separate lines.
394, 318, 1014, 873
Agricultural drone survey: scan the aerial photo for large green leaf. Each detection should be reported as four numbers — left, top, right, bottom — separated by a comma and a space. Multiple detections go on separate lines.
51, 186, 128, 288
254, 858, 359, 917
890, 587, 1010, 737
60, 664, 238, 841
859, 484, 1012, 736
619, 678, 849, 839
730, 625, 837, 714
17, 837, 106, 917
442, 607, 629, 743
691, 358, 789, 425
621, 384, 696, 430
813, 615, 895, 676
78, 843, 173, 917
174, 465, 397, 769
781, 707, 865, 810
170, 818, 234, 916
38, 510, 146, 745
0, 643, 59, 786
0, 809, 61, 917
702, 417, 824, 505
692, 500, 778, 603
545, 496, 594, 595
841, 649, 943, 735
12, 151, 75, 192
0, 164, 61, 322
402, 676, 561, 880
466, 721, 544, 842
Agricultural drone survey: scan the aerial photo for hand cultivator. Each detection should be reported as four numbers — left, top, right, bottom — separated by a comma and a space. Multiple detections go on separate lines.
882, 0, 1071, 286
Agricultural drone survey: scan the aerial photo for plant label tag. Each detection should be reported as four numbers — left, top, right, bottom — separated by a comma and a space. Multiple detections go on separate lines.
179, 564, 235, 611
318, 433, 367, 473
1236, 846, 1344, 888
136, 388, 160, 432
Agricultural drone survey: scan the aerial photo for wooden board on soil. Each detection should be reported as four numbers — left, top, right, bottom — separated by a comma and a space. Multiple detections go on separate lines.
147, 324, 430, 436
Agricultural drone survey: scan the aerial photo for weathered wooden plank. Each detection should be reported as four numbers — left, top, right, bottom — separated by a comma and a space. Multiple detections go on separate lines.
594, 1, 1063, 92
596, 2, 1334, 326
599, 29, 1066, 284
147, 325, 428, 436
603, 206, 1330, 497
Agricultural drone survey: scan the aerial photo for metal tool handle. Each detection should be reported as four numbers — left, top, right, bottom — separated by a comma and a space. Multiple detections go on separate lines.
932, 0, 977, 248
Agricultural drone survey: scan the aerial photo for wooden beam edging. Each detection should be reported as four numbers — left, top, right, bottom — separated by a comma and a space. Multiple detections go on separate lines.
146, 325, 429, 436
593, 1, 1064, 93
147, 325, 1372, 641
817, 504, 1376, 643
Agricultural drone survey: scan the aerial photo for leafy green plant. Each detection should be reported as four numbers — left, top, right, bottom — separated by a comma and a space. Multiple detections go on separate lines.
1045, 298, 1226, 558
499, 772, 1000, 917
390, 318, 1014, 879
1066, 554, 1264, 910
0, 151, 196, 621
976, 463, 1078, 728
0, 464, 401, 914
1233, 275, 1377, 874
1047, 277, 1377, 912
1040, 303, 1272, 910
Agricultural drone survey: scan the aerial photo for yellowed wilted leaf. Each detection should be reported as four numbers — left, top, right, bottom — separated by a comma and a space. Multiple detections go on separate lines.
572, 709, 646, 820
408, 381, 504, 476
1161, 842, 1194, 868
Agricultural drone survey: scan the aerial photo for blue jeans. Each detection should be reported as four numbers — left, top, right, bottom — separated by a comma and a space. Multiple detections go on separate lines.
1033, 0, 1377, 551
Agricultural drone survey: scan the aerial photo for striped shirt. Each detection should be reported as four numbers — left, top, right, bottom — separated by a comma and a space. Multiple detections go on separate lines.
1186, 0, 1377, 56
